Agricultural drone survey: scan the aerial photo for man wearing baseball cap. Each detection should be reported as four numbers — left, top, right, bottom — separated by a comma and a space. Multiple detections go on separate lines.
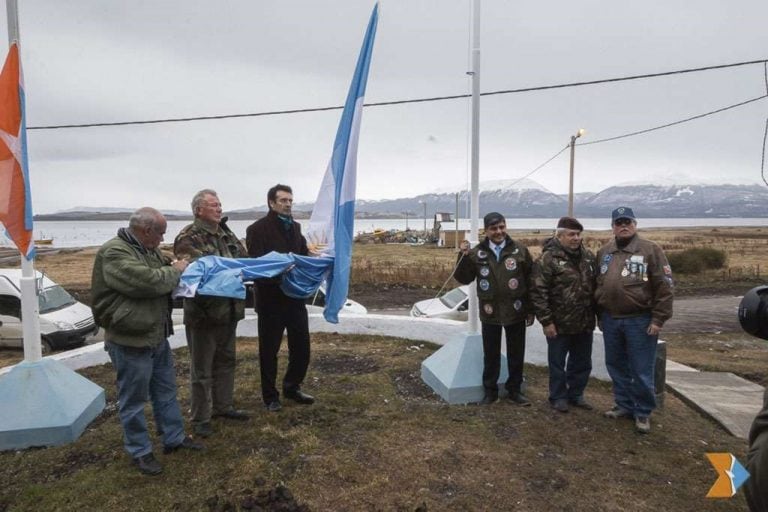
455, 212, 535, 405
595, 207, 673, 434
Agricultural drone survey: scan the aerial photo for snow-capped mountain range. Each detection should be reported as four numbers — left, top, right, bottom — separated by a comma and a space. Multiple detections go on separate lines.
345, 180, 768, 218
41, 180, 768, 219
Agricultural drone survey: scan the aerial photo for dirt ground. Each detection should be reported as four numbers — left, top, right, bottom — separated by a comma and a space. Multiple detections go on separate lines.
0, 335, 752, 511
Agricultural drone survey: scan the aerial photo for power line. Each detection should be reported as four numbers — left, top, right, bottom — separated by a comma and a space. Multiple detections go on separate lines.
27, 58, 768, 131
579, 94, 768, 146
504, 145, 570, 188
506, 93, 768, 184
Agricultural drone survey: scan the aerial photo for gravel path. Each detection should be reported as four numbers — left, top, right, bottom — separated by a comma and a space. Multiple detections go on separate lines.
664, 295, 742, 333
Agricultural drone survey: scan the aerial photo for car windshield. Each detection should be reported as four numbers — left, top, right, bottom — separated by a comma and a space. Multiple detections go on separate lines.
440, 287, 467, 309
39, 285, 76, 314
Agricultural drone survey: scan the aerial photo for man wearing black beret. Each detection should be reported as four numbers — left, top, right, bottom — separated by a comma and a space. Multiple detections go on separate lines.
531, 216, 597, 413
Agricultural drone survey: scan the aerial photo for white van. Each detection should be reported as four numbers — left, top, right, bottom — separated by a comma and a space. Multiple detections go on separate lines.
0, 269, 98, 354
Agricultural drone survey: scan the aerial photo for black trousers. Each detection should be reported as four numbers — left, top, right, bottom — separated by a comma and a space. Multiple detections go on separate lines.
256, 291, 310, 403
481, 321, 526, 397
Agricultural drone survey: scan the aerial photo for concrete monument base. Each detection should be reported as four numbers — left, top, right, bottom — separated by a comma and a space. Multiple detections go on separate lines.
0, 359, 105, 451
421, 332, 508, 404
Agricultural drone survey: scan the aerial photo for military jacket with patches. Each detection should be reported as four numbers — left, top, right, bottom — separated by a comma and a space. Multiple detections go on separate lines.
530, 238, 596, 335
594, 235, 674, 326
174, 217, 247, 326
454, 235, 533, 326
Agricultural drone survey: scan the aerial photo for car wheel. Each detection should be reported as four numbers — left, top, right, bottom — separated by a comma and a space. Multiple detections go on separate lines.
41, 337, 53, 355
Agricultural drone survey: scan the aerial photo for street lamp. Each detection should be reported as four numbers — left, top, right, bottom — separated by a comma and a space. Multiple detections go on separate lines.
568, 128, 586, 217
418, 200, 427, 236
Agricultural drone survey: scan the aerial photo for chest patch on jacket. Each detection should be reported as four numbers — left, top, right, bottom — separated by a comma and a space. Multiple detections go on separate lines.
508, 278, 519, 290
504, 258, 517, 271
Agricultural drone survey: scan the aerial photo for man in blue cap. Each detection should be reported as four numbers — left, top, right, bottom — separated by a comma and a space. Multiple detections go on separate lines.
595, 207, 673, 434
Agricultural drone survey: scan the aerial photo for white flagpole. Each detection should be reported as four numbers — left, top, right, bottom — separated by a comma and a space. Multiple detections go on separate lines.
467, 0, 480, 335
6, 0, 42, 362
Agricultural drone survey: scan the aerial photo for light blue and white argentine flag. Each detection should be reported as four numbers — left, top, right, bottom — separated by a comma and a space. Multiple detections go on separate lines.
305, 4, 378, 323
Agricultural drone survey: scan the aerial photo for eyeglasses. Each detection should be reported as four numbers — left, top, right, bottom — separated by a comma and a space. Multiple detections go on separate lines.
613, 218, 633, 227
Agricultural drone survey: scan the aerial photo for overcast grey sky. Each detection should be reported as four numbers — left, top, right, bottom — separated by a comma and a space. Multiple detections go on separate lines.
4, 1, 768, 213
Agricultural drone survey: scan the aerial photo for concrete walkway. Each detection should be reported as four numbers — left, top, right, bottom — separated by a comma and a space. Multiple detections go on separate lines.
3, 313, 764, 439
665, 367, 764, 439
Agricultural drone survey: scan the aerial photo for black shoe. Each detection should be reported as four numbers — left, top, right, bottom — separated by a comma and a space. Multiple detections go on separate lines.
569, 398, 594, 410
133, 453, 162, 476
284, 390, 315, 405
212, 409, 250, 421
265, 400, 282, 412
551, 399, 569, 413
193, 422, 213, 438
508, 392, 532, 406
163, 435, 205, 455
480, 394, 498, 405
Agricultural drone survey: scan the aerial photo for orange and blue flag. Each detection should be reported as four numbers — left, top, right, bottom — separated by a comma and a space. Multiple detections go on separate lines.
706, 452, 750, 498
0, 42, 34, 259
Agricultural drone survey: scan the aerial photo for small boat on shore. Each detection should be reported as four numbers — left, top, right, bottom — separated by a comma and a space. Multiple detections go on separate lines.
35, 238, 53, 245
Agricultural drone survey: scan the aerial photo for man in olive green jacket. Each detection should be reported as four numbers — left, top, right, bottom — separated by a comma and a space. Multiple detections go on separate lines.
531, 216, 597, 413
174, 189, 249, 438
91, 207, 202, 476
455, 212, 534, 405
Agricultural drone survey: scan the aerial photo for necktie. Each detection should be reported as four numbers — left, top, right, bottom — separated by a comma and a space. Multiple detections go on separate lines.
494, 245, 502, 260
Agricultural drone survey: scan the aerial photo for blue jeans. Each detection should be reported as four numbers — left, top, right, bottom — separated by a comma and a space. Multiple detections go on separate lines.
601, 312, 658, 417
105, 339, 185, 458
546, 331, 593, 402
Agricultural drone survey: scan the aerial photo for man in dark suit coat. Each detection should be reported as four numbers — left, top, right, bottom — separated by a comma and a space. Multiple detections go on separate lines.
246, 184, 315, 412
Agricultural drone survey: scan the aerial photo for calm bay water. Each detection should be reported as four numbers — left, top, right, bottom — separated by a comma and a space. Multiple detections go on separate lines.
12, 217, 767, 248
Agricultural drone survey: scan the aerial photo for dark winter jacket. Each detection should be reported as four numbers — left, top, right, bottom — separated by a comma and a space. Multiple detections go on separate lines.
746, 389, 768, 511
454, 235, 533, 326
91, 229, 181, 347
531, 237, 596, 335
174, 217, 247, 326
245, 210, 309, 307
595, 235, 674, 326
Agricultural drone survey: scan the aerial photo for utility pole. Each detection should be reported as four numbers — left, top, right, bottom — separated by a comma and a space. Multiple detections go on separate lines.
568, 128, 585, 217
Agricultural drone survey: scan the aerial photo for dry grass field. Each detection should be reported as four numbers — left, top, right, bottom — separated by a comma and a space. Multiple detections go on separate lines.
7, 226, 763, 297
350, 226, 768, 296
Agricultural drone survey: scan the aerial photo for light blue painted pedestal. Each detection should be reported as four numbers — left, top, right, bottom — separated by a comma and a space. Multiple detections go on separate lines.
0, 359, 105, 451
